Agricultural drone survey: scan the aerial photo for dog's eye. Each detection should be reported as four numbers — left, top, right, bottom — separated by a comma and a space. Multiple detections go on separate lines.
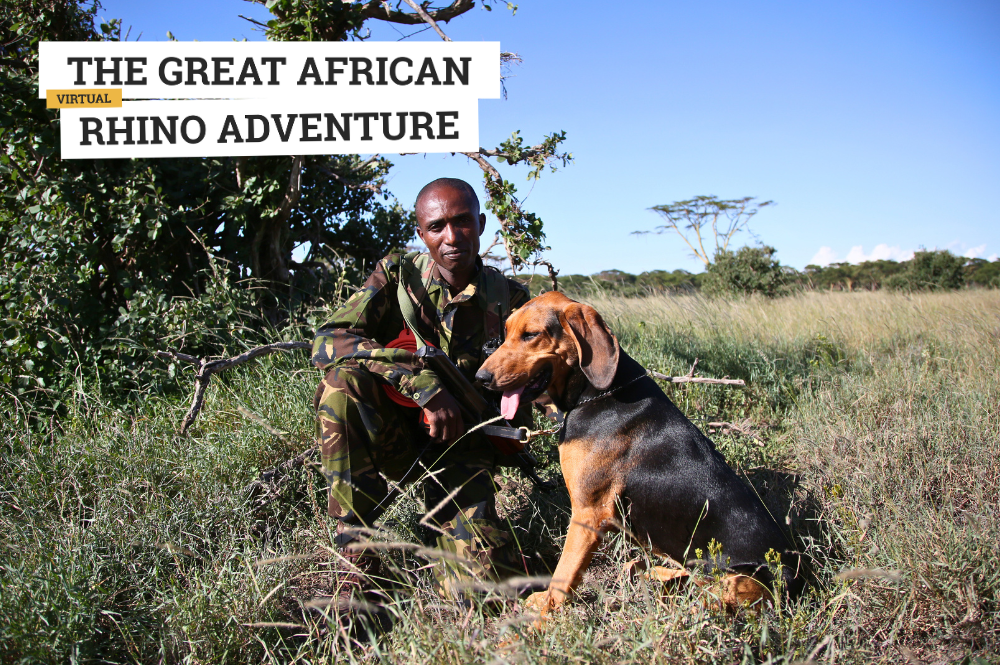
521, 331, 539, 342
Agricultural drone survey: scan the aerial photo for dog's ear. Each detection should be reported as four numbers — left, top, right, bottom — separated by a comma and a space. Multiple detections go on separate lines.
563, 302, 620, 390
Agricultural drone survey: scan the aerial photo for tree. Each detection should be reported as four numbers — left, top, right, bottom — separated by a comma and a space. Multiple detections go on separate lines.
886, 249, 965, 291
0, 0, 571, 401
639, 195, 773, 268
965, 258, 1000, 288
702, 245, 788, 298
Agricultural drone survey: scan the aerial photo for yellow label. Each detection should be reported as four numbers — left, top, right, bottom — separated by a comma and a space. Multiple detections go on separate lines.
46, 89, 123, 109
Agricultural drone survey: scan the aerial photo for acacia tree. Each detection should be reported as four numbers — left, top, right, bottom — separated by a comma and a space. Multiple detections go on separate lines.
0, 0, 570, 400
640, 195, 773, 268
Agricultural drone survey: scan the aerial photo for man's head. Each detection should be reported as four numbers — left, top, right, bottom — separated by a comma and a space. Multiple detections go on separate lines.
415, 178, 487, 282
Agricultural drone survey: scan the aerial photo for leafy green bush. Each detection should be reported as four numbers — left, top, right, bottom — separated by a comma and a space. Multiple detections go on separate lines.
702, 245, 789, 298
886, 249, 966, 291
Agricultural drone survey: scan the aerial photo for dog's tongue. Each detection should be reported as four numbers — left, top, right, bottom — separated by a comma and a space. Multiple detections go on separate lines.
500, 385, 525, 420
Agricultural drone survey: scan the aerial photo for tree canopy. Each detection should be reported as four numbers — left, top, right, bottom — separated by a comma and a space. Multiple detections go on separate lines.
641, 195, 774, 268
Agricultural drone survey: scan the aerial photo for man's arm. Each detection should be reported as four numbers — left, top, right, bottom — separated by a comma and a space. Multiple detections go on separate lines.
311, 255, 447, 409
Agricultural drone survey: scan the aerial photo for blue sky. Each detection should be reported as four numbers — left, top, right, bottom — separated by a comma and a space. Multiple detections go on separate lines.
97, 1, 1000, 276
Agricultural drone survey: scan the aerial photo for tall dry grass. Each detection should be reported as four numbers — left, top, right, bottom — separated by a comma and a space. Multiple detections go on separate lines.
1, 289, 997, 663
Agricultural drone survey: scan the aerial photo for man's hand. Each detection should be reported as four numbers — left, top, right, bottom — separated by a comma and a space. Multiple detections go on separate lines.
421, 389, 465, 442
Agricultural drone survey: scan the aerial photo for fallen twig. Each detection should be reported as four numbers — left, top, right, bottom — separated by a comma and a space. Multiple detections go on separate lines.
647, 370, 745, 387
156, 341, 311, 434
244, 446, 320, 509
707, 420, 762, 443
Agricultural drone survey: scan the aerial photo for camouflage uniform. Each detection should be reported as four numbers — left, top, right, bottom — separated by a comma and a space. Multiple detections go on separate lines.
312, 251, 530, 585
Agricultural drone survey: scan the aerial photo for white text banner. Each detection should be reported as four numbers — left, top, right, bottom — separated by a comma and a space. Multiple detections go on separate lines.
60, 98, 478, 159
39, 41, 499, 101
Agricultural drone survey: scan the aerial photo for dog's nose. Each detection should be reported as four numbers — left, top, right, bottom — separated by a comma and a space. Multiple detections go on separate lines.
475, 368, 494, 385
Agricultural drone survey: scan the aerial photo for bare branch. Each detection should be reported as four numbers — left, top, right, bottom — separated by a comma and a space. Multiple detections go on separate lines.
156, 342, 311, 434
647, 369, 745, 387
238, 14, 269, 28
461, 150, 502, 179
315, 164, 383, 193
479, 230, 504, 258
360, 0, 475, 26
276, 156, 304, 225
532, 259, 560, 292
401, 0, 452, 41
706, 420, 761, 443
244, 446, 320, 509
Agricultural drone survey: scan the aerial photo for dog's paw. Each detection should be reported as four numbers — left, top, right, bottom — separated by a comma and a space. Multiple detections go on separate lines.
523, 590, 553, 614
646, 566, 690, 584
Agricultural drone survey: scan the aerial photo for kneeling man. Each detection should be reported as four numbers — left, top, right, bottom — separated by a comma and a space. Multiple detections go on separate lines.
311, 178, 529, 605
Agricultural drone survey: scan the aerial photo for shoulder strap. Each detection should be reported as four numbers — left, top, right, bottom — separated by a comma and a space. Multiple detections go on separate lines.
397, 251, 427, 349
481, 265, 511, 338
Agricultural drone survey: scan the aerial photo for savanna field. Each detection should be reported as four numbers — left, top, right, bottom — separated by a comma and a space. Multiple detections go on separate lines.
2, 290, 997, 664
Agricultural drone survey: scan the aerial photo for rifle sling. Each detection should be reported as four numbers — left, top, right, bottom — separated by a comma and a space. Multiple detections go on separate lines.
397, 255, 523, 441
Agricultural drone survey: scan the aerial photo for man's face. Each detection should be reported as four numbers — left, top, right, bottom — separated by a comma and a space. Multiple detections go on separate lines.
415, 185, 487, 277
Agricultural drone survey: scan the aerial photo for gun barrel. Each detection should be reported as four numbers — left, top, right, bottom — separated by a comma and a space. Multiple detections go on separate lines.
415, 346, 490, 419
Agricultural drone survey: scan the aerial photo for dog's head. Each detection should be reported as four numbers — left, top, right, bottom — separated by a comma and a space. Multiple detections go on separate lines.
476, 291, 619, 416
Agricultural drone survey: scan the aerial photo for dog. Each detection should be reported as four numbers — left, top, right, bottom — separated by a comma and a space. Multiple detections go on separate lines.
476, 291, 804, 616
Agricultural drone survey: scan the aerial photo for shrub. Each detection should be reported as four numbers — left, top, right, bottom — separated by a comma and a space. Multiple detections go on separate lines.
703, 245, 788, 298
886, 249, 965, 290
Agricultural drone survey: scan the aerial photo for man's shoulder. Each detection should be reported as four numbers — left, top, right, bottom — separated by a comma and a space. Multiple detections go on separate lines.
480, 264, 530, 307
376, 250, 432, 275
480, 264, 524, 287
505, 274, 530, 297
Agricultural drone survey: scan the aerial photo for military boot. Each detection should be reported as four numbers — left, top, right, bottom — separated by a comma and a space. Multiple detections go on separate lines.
326, 522, 392, 634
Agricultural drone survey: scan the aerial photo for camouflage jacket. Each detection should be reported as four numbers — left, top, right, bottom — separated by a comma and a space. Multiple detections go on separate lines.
312, 251, 530, 408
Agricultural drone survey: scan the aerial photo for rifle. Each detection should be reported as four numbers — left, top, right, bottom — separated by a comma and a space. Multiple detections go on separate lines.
416, 346, 557, 492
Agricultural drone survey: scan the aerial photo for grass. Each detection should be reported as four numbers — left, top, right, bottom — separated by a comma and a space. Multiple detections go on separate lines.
1, 289, 997, 663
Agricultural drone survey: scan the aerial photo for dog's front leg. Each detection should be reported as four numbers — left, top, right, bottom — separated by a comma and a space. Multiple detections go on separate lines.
524, 506, 607, 616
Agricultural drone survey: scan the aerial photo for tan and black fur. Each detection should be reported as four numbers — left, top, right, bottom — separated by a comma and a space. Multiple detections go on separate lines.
476, 292, 804, 616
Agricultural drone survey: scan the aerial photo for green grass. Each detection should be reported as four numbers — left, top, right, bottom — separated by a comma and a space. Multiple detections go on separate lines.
2, 290, 997, 663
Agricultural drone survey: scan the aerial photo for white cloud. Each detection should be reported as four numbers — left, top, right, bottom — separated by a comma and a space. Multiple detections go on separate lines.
809, 242, 994, 267
809, 246, 839, 267
845, 244, 914, 263
962, 244, 987, 259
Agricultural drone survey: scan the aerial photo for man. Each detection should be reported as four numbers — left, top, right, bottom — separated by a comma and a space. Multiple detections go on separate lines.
311, 177, 530, 605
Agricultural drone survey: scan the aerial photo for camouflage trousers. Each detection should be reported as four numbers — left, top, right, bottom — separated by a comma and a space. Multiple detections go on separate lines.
314, 362, 518, 587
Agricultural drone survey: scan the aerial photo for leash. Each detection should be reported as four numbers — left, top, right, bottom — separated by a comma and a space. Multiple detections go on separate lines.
490, 373, 649, 452
575, 373, 649, 408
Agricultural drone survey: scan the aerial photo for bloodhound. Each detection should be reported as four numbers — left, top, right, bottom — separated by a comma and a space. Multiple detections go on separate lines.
476, 292, 804, 617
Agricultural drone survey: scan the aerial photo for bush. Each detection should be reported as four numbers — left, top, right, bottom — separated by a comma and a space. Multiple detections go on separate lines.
886, 249, 966, 291
703, 245, 788, 298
